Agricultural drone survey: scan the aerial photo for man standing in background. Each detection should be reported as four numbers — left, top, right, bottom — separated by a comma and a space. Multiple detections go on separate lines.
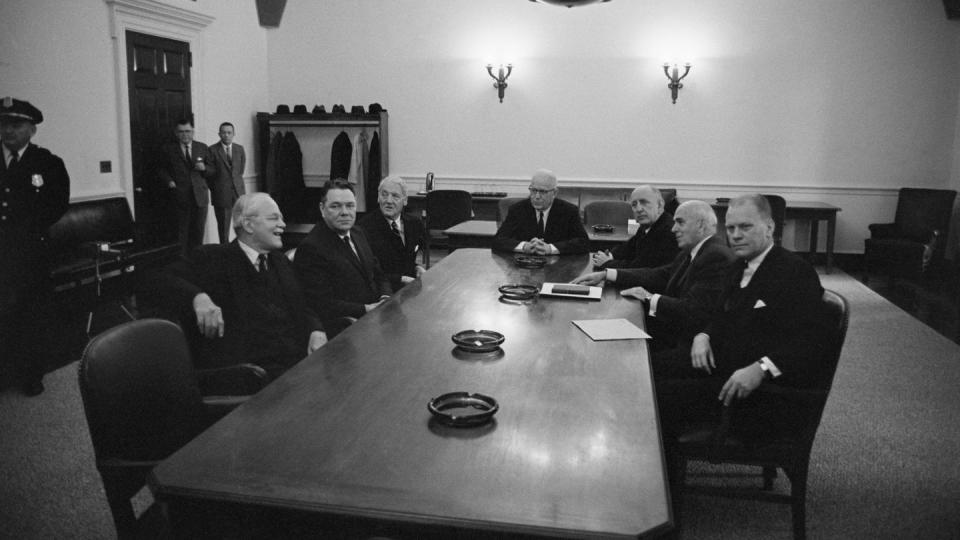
0, 97, 70, 396
159, 118, 214, 254
208, 122, 246, 244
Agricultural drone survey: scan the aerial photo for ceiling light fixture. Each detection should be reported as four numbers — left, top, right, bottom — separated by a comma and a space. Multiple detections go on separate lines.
528, 0, 612, 8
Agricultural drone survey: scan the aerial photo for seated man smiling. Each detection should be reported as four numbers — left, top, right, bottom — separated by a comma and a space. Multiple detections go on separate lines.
167, 193, 327, 380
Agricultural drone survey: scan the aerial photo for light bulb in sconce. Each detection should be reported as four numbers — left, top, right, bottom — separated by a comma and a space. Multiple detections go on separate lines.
486, 64, 513, 103
663, 63, 691, 104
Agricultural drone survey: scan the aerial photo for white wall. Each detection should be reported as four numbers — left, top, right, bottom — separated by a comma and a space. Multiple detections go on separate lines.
0, 0, 269, 217
266, 0, 960, 254
2, 0, 958, 254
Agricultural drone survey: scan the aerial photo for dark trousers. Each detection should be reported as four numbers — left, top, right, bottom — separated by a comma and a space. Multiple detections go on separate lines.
213, 206, 232, 244
1, 283, 48, 385
177, 199, 208, 255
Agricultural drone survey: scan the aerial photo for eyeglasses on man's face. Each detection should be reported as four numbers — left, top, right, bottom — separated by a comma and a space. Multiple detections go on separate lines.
528, 187, 556, 197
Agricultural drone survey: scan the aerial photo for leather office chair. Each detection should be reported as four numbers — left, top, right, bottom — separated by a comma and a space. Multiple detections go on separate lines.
582, 200, 633, 226
763, 194, 787, 246
496, 197, 526, 227
864, 188, 957, 282
660, 188, 679, 216
423, 190, 472, 267
672, 289, 849, 540
78, 318, 266, 537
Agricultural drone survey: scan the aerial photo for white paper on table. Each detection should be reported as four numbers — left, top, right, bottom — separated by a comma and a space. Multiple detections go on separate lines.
572, 318, 651, 341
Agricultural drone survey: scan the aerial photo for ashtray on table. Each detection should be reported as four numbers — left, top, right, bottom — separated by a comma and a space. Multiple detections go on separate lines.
428, 392, 499, 427
514, 254, 546, 268
451, 329, 505, 352
591, 224, 615, 233
498, 284, 539, 301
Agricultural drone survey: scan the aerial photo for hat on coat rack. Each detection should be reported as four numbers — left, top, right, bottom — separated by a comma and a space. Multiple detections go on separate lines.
368, 103, 385, 114
350, 105, 365, 115
332, 104, 346, 114
275, 104, 291, 114
311, 105, 327, 114
293, 104, 308, 114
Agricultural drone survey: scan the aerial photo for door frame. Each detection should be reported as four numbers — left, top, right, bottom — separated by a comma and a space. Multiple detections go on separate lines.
106, 0, 213, 219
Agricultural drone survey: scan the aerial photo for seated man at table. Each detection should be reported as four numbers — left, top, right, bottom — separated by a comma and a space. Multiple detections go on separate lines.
573, 201, 736, 365
357, 175, 426, 292
295, 178, 392, 329
658, 194, 826, 448
492, 169, 589, 255
167, 193, 327, 380
590, 185, 678, 270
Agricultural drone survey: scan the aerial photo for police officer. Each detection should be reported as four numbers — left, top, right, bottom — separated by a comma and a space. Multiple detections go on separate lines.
0, 97, 70, 396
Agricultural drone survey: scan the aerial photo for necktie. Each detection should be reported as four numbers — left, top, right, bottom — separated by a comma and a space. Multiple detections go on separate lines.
184, 145, 191, 162
666, 254, 693, 294
342, 235, 359, 261
7, 152, 17, 169
257, 253, 268, 273
391, 220, 404, 245
225, 145, 231, 159
537, 211, 545, 238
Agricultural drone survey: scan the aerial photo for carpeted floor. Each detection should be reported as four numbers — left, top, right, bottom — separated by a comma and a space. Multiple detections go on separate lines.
1, 267, 959, 539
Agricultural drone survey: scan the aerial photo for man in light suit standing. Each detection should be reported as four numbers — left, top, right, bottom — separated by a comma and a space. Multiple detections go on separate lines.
208, 122, 246, 243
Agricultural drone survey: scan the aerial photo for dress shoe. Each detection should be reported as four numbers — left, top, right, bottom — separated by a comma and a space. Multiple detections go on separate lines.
23, 377, 44, 397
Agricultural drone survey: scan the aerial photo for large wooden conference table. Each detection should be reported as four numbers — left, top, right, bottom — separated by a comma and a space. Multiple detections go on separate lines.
150, 249, 672, 539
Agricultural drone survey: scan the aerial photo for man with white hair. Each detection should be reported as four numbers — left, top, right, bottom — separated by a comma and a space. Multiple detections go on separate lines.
573, 200, 735, 366
493, 169, 589, 255
168, 192, 327, 379
357, 175, 426, 292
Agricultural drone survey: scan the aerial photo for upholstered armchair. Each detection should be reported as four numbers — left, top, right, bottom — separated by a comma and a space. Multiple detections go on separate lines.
864, 188, 956, 281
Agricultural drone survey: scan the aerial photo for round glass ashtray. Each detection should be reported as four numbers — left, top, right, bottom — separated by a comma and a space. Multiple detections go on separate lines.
591, 224, 615, 233
451, 329, 505, 352
428, 392, 499, 427
514, 254, 546, 268
498, 283, 539, 301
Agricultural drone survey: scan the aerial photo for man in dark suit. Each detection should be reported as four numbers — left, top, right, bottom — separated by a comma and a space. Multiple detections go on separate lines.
659, 194, 826, 443
357, 175, 426, 292
167, 193, 326, 380
158, 118, 214, 254
591, 185, 678, 269
0, 97, 70, 396
573, 200, 736, 366
208, 122, 246, 244
493, 169, 589, 255
295, 178, 392, 327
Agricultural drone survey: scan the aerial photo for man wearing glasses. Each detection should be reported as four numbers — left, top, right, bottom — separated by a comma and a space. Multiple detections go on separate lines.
492, 169, 589, 255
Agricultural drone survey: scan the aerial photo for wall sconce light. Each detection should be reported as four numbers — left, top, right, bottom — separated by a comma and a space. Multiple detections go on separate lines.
486, 64, 513, 103
662, 63, 691, 104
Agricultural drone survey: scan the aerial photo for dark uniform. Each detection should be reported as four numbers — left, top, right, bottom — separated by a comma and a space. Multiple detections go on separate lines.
0, 97, 70, 395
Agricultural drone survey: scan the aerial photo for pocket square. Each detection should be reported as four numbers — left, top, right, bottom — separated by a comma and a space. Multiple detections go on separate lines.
753, 299, 767, 308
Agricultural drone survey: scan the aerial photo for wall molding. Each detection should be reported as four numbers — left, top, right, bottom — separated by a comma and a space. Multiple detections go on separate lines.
105, 0, 214, 218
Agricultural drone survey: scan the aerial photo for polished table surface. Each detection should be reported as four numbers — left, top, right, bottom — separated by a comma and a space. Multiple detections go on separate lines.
151, 249, 671, 539
444, 220, 632, 251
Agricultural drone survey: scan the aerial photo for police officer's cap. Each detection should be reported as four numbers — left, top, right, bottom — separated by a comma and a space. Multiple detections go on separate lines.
0, 97, 43, 124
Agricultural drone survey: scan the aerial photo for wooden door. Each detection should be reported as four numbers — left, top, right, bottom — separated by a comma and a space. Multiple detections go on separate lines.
126, 31, 192, 246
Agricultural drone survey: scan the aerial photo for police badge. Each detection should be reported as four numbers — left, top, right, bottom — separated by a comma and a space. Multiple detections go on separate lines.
31, 174, 44, 188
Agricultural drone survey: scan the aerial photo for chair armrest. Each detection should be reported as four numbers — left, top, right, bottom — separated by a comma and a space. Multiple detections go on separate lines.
867, 223, 897, 239
202, 395, 252, 423
196, 363, 268, 397
97, 457, 162, 470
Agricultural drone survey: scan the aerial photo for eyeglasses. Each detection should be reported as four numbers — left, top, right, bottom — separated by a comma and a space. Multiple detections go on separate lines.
528, 187, 556, 197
